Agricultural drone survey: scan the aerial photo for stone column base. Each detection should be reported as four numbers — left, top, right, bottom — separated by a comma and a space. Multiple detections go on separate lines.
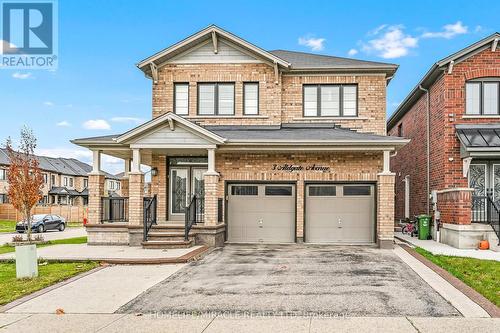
193, 224, 226, 247
378, 238, 394, 249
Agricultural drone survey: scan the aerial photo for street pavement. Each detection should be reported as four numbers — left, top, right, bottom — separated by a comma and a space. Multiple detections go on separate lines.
0, 227, 87, 245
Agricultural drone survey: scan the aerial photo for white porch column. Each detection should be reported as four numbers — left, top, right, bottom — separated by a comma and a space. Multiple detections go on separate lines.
382, 150, 391, 174
91, 150, 102, 174
124, 158, 131, 177
131, 149, 141, 173
206, 148, 219, 175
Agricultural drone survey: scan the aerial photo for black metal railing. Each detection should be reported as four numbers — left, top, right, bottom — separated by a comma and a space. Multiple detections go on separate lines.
101, 197, 129, 222
472, 193, 500, 245
217, 198, 223, 223
185, 195, 204, 241
143, 195, 157, 242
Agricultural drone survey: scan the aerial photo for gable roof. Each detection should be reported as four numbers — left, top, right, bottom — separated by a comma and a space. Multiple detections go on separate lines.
116, 112, 226, 144
137, 24, 398, 77
269, 50, 398, 74
137, 24, 291, 74
387, 32, 500, 129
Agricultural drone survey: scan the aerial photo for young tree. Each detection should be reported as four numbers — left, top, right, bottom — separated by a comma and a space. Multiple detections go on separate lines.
5, 127, 44, 242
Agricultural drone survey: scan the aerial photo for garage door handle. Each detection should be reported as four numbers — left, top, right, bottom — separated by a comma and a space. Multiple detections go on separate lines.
258, 219, 263, 228
338, 218, 342, 228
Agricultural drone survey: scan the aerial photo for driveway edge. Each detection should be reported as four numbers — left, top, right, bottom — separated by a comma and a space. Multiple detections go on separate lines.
399, 244, 500, 318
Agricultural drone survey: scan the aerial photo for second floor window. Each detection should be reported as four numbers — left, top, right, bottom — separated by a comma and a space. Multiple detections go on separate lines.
174, 83, 189, 115
83, 179, 88, 188
244, 83, 259, 115
0, 169, 6, 180
43, 173, 48, 184
198, 83, 235, 115
466, 80, 500, 115
303, 84, 357, 117
51, 174, 56, 185
64, 177, 68, 186
69, 178, 73, 187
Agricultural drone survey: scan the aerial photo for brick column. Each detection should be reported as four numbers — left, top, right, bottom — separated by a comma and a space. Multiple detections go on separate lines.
377, 173, 395, 249
87, 174, 105, 224
204, 174, 219, 226
120, 178, 129, 197
128, 172, 144, 226
436, 188, 473, 224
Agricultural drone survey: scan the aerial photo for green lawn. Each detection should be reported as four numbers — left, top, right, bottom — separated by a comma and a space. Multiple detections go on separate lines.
0, 261, 99, 305
0, 220, 16, 233
416, 247, 500, 306
0, 237, 88, 255
0, 220, 83, 233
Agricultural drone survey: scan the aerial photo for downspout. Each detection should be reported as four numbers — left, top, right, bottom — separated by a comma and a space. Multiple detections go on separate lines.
419, 85, 430, 215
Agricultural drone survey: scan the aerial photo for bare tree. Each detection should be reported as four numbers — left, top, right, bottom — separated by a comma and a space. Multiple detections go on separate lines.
5, 127, 44, 242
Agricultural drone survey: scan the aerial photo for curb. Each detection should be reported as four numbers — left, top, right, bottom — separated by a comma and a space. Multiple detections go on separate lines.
0, 246, 211, 265
399, 244, 500, 318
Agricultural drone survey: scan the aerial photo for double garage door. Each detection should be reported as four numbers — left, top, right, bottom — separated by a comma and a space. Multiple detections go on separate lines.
227, 183, 375, 244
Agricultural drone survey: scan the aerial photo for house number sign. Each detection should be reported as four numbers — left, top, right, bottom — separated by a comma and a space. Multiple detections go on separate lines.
271, 164, 330, 173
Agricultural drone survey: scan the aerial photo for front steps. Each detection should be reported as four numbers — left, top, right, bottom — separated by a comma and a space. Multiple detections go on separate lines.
141, 224, 195, 249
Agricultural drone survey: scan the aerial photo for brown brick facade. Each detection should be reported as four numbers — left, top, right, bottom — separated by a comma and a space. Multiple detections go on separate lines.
389, 47, 500, 223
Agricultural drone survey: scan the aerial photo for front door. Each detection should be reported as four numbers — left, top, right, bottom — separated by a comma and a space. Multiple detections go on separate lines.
169, 167, 207, 221
469, 162, 500, 221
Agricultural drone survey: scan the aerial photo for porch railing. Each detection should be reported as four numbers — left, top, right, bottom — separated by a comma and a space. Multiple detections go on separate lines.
101, 197, 128, 223
471, 194, 500, 245
185, 195, 204, 241
143, 195, 157, 242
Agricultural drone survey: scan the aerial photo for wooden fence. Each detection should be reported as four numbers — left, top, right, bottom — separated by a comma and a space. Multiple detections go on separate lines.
0, 204, 87, 222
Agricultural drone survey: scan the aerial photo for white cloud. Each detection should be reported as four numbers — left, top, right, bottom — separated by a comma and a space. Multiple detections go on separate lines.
82, 119, 111, 130
421, 21, 468, 39
474, 25, 483, 33
12, 72, 32, 79
56, 120, 71, 127
347, 48, 358, 56
298, 36, 326, 51
111, 116, 145, 124
362, 25, 418, 59
43, 101, 54, 107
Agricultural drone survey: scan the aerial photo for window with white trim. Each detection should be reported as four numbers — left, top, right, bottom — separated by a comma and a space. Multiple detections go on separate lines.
466, 79, 500, 115
197, 83, 235, 115
0, 169, 6, 180
303, 84, 358, 117
244, 83, 259, 115
174, 83, 189, 115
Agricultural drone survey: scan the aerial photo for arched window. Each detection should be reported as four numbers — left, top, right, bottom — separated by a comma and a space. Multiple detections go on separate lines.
466, 78, 500, 115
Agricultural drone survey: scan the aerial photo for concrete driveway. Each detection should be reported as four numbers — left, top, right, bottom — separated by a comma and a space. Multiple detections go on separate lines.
119, 245, 460, 317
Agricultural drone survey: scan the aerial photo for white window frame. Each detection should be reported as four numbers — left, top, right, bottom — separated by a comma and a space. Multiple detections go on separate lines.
174, 83, 189, 115
465, 79, 500, 115
303, 84, 358, 117
197, 83, 235, 116
243, 82, 259, 115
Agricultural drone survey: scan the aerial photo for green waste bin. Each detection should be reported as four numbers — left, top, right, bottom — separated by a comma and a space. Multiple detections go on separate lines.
417, 215, 431, 240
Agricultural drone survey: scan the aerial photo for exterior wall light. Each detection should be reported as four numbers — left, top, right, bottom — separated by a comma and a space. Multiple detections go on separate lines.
151, 167, 158, 177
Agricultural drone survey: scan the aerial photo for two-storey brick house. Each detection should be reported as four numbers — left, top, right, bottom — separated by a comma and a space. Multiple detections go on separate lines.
73, 25, 408, 249
388, 33, 500, 249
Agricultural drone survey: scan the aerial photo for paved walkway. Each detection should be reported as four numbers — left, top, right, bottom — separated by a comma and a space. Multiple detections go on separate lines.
395, 232, 500, 261
0, 244, 204, 262
0, 314, 499, 332
0, 228, 87, 245
4, 264, 185, 314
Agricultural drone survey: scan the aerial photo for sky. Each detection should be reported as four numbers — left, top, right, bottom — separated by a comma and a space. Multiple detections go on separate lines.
0, 0, 499, 174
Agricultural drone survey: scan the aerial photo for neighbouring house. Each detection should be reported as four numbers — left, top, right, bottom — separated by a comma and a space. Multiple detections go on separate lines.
73, 25, 408, 249
0, 148, 121, 207
388, 33, 500, 250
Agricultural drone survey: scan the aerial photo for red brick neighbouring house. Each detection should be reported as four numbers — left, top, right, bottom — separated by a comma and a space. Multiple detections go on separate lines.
388, 33, 500, 249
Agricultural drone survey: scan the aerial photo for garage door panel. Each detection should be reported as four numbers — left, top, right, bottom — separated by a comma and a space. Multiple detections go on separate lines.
306, 184, 374, 244
228, 184, 295, 243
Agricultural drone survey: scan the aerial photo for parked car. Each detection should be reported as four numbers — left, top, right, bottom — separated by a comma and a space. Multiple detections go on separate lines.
16, 214, 66, 233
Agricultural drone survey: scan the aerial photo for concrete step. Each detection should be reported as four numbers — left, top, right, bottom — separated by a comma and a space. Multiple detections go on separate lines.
141, 239, 193, 249
147, 232, 192, 242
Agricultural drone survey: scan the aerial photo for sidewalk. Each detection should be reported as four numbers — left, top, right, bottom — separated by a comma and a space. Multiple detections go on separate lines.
395, 232, 500, 261
0, 313, 499, 332
0, 244, 207, 264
